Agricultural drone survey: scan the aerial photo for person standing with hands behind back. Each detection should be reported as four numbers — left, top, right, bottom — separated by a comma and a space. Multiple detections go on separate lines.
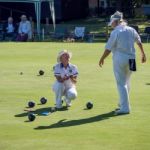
99, 11, 146, 115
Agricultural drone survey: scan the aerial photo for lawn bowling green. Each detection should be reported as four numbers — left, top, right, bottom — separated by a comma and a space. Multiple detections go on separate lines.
0, 42, 149, 150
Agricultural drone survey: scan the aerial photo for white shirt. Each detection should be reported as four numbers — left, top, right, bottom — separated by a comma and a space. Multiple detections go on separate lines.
18, 21, 31, 34
54, 63, 78, 89
105, 24, 141, 58
7, 24, 14, 33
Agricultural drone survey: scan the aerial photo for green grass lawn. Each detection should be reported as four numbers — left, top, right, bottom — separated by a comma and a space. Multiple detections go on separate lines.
0, 42, 150, 150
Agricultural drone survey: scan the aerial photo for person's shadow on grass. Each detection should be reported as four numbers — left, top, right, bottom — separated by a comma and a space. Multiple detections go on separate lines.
34, 111, 117, 130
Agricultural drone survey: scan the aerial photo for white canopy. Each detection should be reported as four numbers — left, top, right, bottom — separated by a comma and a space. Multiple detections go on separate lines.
0, 0, 55, 39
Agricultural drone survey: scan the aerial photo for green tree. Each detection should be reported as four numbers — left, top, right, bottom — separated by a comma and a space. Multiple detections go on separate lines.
132, 0, 150, 8
115, 0, 149, 17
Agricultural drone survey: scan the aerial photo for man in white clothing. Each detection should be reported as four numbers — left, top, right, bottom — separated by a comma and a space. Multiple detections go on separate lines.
53, 50, 78, 109
17, 15, 32, 42
99, 11, 146, 115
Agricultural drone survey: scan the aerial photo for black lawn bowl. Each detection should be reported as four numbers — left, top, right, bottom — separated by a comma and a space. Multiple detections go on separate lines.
86, 102, 93, 109
39, 70, 44, 76
40, 97, 47, 104
28, 101, 35, 108
28, 113, 36, 121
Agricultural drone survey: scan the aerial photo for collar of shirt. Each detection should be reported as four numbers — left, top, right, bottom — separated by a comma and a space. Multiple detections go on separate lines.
114, 24, 126, 30
60, 63, 70, 68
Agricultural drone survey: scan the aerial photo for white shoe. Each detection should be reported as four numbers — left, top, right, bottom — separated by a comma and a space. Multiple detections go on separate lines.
66, 103, 72, 107
115, 110, 130, 115
56, 105, 63, 109
65, 98, 72, 107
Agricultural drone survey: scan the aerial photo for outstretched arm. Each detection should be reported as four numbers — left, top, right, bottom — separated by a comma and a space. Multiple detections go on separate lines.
99, 49, 111, 67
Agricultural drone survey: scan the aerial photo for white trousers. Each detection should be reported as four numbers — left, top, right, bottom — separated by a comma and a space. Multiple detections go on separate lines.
113, 52, 132, 112
53, 81, 77, 108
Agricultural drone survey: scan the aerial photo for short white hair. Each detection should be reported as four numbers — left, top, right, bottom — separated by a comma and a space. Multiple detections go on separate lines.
57, 50, 72, 63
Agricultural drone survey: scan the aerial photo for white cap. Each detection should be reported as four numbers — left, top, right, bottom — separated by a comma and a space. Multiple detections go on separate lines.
57, 50, 72, 63
108, 11, 123, 26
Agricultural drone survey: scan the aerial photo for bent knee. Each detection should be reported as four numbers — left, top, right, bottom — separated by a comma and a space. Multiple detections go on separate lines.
53, 82, 64, 92
67, 91, 77, 100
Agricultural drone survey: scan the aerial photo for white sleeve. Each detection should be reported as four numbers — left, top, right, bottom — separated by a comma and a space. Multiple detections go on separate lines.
105, 31, 117, 51
72, 65, 78, 77
133, 29, 141, 44
54, 64, 61, 76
